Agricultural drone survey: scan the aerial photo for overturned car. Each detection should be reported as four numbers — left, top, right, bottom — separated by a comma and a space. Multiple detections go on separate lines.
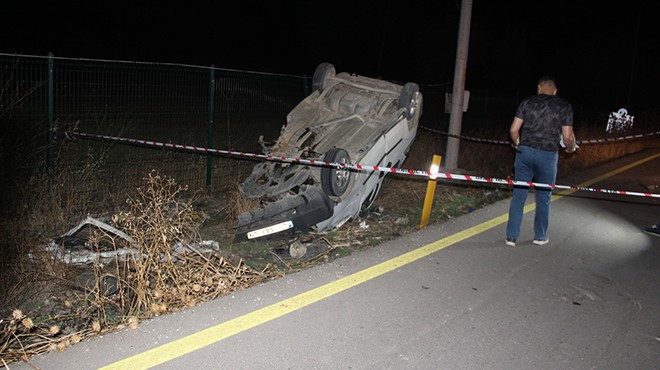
235, 63, 423, 245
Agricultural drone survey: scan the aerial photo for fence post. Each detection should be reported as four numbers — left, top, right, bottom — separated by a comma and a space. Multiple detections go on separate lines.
47, 52, 54, 187
206, 66, 216, 189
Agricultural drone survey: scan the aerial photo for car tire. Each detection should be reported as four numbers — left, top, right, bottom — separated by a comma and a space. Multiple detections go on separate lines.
312, 62, 336, 93
399, 82, 421, 119
321, 148, 351, 197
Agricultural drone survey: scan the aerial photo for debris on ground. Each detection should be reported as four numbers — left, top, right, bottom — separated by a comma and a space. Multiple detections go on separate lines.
45, 216, 223, 266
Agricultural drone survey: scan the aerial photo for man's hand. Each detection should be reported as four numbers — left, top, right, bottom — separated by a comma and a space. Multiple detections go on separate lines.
565, 140, 578, 153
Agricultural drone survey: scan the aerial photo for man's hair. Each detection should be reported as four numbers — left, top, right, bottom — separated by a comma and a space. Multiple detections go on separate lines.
538, 75, 557, 88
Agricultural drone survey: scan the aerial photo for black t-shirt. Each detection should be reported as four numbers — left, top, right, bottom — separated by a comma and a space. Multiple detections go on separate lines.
515, 94, 573, 151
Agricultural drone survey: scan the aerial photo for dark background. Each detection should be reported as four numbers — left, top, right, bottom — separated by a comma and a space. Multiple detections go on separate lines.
3, 0, 658, 115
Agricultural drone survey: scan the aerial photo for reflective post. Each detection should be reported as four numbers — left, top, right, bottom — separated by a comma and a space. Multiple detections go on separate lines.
420, 154, 442, 229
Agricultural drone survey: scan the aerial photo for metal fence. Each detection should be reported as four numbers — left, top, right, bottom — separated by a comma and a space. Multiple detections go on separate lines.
1, 54, 315, 213
1, 53, 526, 217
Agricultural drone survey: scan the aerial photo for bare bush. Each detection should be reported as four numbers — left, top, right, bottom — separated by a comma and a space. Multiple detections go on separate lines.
1, 171, 283, 364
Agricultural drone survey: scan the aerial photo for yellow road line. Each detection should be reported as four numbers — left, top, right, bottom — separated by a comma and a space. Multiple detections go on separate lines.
101, 152, 659, 369
102, 217, 505, 370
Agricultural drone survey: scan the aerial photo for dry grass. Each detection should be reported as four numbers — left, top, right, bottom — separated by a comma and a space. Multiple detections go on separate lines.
226, 180, 261, 220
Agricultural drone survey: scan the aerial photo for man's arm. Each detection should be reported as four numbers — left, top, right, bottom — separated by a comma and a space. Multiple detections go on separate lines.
509, 117, 523, 148
562, 125, 577, 153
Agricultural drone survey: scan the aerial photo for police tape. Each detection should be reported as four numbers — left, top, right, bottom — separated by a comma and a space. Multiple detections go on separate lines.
68, 131, 660, 199
420, 126, 660, 146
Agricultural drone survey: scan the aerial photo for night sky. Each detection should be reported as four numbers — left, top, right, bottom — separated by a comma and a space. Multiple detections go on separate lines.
3, 1, 658, 115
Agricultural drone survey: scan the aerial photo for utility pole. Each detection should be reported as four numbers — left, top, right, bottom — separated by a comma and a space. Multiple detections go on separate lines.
444, 0, 472, 170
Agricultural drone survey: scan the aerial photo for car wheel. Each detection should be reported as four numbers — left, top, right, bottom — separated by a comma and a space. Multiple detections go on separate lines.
312, 62, 336, 93
398, 82, 421, 119
321, 148, 351, 197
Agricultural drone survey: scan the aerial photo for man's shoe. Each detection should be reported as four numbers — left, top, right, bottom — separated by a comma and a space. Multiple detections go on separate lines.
505, 237, 517, 246
533, 239, 549, 245
644, 224, 660, 237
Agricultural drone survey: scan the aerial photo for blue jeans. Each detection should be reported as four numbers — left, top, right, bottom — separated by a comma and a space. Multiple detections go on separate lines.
506, 145, 558, 240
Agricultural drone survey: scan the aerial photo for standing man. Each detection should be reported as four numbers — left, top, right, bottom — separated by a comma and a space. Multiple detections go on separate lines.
505, 76, 577, 246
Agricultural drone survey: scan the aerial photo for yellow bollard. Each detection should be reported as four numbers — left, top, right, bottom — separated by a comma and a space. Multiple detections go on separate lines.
419, 154, 441, 229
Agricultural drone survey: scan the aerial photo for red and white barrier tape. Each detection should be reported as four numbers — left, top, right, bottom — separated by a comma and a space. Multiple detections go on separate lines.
420, 126, 660, 146
68, 131, 660, 199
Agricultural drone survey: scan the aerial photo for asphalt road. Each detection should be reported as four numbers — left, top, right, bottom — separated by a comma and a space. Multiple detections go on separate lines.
11, 150, 660, 370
